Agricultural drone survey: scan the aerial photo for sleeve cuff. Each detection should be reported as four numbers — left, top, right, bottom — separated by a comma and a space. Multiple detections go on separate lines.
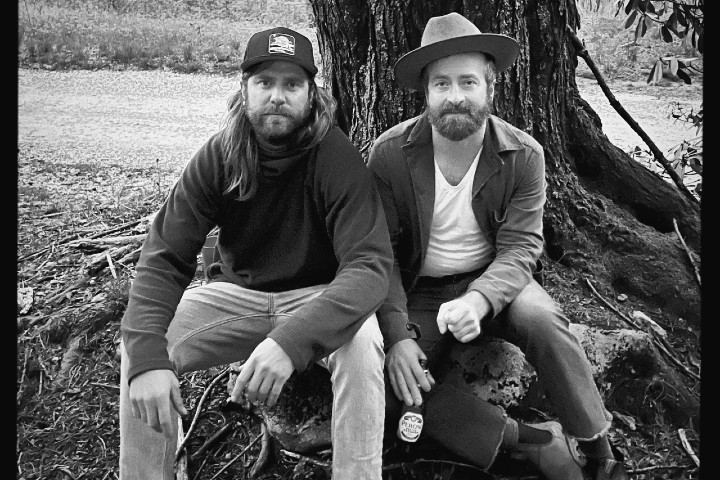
378, 311, 415, 350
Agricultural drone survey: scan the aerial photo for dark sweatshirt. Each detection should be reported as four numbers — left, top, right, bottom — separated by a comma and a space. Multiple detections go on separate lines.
121, 127, 393, 383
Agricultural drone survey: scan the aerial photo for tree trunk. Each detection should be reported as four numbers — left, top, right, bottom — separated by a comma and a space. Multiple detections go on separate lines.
309, 0, 700, 325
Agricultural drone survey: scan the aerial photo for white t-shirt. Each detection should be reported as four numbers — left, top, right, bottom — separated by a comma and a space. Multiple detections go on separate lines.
419, 149, 494, 277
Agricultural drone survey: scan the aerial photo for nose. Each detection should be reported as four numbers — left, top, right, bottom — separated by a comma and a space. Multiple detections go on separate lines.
269, 86, 286, 106
447, 83, 464, 106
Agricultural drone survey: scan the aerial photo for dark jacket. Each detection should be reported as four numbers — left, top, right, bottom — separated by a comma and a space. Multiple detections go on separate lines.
121, 127, 393, 382
367, 113, 546, 348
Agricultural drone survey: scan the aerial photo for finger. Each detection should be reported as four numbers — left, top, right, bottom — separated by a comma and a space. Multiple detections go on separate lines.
445, 307, 470, 325
412, 360, 432, 392
267, 379, 284, 408
244, 369, 265, 403
170, 382, 188, 417
394, 366, 414, 406
426, 371, 437, 388
255, 375, 274, 405
142, 400, 161, 434
399, 362, 423, 406
436, 309, 450, 334
388, 368, 403, 403
230, 364, 251, 403
157, 398, 175, 439
130, 399, 141, 420
457, 328, 481, 343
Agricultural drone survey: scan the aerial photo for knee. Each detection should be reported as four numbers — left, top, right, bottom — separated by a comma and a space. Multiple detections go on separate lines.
331, 314, 385, 373
506, 283, 570, 344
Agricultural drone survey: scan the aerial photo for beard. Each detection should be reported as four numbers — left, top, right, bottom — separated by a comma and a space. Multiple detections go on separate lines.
428, 99, 492, 141
246, 102, 312, 145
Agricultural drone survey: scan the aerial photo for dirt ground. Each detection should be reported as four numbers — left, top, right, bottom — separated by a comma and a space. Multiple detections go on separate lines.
17, 68, 702, 480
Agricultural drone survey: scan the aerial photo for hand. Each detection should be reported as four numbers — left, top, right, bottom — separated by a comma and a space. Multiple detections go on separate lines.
436, 291, 491, 343
128, 369, 187, 439
386, 339, 436, 406
229, 338, 295, 408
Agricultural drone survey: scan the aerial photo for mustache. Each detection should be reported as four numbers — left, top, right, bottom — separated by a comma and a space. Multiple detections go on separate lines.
259, 105, 292, 116
439, 104, 472, 116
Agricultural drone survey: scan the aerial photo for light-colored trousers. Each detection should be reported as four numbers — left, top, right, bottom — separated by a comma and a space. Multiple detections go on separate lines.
119, 282, 385, 480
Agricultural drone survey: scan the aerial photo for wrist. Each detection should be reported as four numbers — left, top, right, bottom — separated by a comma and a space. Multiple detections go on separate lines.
463, 290, 491, 318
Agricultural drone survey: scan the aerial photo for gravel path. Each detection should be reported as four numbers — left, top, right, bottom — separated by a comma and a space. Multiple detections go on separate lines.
18, 68, 702, 175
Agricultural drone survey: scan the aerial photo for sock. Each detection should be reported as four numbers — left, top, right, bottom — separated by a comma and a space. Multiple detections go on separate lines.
578, 435, 613, 462
500, 418, 553, 451
518, 422, 553, 445
501, 417, 519, 450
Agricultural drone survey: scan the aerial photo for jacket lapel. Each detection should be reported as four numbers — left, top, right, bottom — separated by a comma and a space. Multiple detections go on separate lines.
402, 113, 436, 258
472, 115, 522, 197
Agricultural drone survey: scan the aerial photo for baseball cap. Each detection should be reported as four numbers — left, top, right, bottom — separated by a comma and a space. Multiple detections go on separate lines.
240, 27, 318, 76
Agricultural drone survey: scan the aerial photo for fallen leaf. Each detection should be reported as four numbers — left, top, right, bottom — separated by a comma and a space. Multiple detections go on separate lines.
612, 411, 637, 431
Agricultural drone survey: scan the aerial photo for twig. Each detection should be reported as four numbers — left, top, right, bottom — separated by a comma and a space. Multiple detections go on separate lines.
20, 347, 30, 385
175, 367, 231, 460
628, 464, 694, 474
382, 458, 485, 473
69, 234, 147, 249
44, 275, 91, 306
249, 422, 271, 478
583, 277, 700, 383
189, 421, 234, 462
568, 29, 699, 205
280, 449, 331, 468
208, 433, 263, 480
105, 251, 117, 279
87, 219, 142, 239
678, 428, 700, 468
176, 416, 189, 480
90, 382, 120, 390
673, 218, 701, 287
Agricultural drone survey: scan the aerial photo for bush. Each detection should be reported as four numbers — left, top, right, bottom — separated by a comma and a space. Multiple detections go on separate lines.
18, 0, 318, 73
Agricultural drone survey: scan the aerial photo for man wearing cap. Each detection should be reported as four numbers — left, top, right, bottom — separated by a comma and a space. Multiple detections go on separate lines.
368, 12, 628, 480
118, 27, 391, 479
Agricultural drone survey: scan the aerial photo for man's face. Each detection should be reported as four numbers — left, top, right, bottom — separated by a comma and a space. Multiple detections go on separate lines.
245, 60, 312, 144
425, 52, 494, 141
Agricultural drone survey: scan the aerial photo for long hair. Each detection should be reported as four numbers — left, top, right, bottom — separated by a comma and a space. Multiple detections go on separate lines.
220, 65, 337, 200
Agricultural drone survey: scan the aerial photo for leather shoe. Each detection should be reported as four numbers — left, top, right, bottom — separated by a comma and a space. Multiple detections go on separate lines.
511, 421, 586, 480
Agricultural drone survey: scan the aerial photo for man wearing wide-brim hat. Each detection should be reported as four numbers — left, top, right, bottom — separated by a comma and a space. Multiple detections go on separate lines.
368, 12, 629, 480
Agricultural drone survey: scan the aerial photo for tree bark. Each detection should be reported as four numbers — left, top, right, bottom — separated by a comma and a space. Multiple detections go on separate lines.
308, 0, 700, 324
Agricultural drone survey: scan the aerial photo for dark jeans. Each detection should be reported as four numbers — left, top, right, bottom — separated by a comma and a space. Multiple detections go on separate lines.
385, 267, 611, 469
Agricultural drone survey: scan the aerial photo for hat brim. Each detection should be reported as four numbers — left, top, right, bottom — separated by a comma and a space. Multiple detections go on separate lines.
240, 55, 318, 77
394, 34, 520, 90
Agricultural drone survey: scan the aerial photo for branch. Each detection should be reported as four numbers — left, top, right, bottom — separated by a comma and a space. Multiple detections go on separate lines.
249, 422, 272, 478
673, 218, 701, 286
678, 428, 700, 468
280, 449, 331, 468
208, 433, 263, 480
568, 29, 700, 205
43, 275, 92, 306
583, 277, 700, 383
176, 416, 189, 480
189, 421, 234, 462
382, 458, 485, 473
176, 367, 231, 461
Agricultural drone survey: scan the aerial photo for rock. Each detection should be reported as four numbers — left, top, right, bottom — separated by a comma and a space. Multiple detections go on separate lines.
227, 324, 698, 453
227, 363, 333, 453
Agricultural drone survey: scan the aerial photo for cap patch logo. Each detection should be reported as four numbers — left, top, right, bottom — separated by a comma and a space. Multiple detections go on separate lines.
268, 33, 295, 55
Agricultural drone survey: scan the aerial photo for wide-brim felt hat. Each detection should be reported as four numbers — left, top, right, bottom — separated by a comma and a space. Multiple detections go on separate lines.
241, 27, 318, 76
394, 12, 520, 90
